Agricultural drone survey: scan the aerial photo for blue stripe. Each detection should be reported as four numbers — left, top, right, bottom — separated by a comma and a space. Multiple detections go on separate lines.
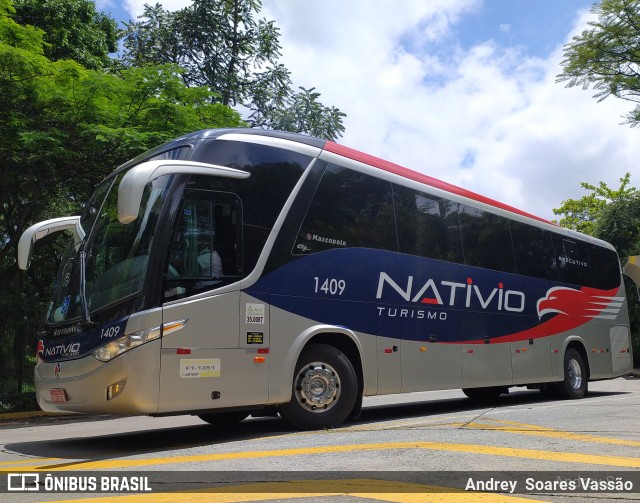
247, 248, 561, 342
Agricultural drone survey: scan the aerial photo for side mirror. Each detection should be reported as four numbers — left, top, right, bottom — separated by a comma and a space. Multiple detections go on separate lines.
118, 160, 250, 224
623, 255, 640, 301
17, 216, 81, 270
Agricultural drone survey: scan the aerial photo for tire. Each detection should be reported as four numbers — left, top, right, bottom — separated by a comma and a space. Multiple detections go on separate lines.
554, 348, 588, 399
197, 410, 249, 428
462, 386, 506, 401
279, 344, 357, 430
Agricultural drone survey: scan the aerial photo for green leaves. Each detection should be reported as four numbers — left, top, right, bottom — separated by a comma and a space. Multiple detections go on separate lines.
553, 173, 636, 235
0, 0, 245, 323
12, 0, 118, 69
558, 0, 640, 126
250, 86, 347, 140
120, 0, 346, 140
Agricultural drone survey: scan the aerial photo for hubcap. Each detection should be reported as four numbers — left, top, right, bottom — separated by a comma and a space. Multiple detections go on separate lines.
567, 358, 582, 390
294, 361, 341, 413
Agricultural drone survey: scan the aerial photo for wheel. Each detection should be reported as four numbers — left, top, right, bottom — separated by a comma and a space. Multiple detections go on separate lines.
197, 410, 249, 428
554, 348, 588, 399
462, 386, 506, 401
279, 344, 357, 430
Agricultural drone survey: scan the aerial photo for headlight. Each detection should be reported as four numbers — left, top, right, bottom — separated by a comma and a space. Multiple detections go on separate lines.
91, 326, 161, 362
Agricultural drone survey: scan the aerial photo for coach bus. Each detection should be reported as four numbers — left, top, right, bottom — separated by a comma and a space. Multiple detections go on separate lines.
18, 128, 634, 430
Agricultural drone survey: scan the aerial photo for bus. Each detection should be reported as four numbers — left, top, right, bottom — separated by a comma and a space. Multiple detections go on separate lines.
18, 128, 634, 430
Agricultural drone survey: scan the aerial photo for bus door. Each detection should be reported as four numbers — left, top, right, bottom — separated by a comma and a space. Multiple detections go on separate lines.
158, 190, 269, 413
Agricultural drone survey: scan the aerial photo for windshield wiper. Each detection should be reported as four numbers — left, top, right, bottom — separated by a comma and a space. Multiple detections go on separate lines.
79, 250, 92, 324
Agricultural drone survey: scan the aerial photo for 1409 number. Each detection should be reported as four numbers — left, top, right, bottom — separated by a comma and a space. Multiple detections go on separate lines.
313, 277, 346, 296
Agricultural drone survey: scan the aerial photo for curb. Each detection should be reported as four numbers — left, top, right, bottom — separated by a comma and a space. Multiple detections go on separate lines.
0, 411, 74, 421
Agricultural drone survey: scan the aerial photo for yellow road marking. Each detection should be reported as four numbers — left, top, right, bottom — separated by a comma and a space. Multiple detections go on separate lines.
1, 440, 634, 471
462, 418, 640, 447
0, 457, 57, 467
339, 415, 640, 449
38, 479, 549, 503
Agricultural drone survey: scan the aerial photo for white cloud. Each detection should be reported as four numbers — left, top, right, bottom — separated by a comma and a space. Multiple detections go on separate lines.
262, 2, 639, 220
121, 0, 640, 220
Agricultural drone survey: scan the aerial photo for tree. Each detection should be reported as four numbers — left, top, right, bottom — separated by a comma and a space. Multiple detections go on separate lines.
594, 190, 640, 255
555, 175, 640, 362
557, 0, 640, 126
0, 0, 245, 324
250, 86, 346, 140
12, 0, 118, 69
552, 173, 636, 234
595, 192, 640, 364
121, 0, 346, 140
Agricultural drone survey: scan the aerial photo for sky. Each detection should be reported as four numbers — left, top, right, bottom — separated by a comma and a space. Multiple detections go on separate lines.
96, 0, 639, 221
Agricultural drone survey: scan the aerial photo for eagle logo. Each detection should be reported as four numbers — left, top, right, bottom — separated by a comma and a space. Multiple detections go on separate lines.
536, 286, 623, 320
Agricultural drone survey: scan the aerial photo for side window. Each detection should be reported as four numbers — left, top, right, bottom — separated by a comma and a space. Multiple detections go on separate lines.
164, 191, 241, 299
589, 245, 621, 290
294, 164, 397, 254
510, 221, 558, 280
393, 184, 463, 263
198, 141, 310, 229
197, 140, 311, 272
148, 146, 191, 161
458, 204, 516, 273
552, 234, 591, 286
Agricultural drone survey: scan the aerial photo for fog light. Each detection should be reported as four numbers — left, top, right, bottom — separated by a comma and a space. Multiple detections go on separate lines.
107, 380, 126, 401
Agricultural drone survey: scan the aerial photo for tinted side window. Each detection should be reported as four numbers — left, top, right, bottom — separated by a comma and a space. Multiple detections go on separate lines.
589, 244, 621, 290
552, 234, 591, 286
148, 146, 192, 161
510, 221, 558, 280
294, 164, 397, 254
164, 190, 241, 300
196, 140, 311, 272
458, 204, 516, 273
198, 140, 310, 229
393, 184, 463, 263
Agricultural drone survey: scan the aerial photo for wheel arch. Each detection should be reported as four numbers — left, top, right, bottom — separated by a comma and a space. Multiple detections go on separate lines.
306, 331, 364, 400
273, 325, 365, 405
563, 337, 591, 381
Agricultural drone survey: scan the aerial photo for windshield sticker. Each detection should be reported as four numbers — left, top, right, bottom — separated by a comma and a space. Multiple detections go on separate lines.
179, 359, 220, 378
60, 296, 70, 314
245, 303, 265, 324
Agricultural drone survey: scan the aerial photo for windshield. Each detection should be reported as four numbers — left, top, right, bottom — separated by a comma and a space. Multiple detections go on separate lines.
46, 174, 170, 324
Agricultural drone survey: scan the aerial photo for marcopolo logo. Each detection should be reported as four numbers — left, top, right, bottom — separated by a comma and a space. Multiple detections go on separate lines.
375, 272, 526, 315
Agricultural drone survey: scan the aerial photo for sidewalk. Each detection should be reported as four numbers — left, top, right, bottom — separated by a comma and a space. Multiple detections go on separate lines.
0, 410, 76, 422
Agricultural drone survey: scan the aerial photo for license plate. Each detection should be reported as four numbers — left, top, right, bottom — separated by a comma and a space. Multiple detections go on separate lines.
49, 388, 68, 403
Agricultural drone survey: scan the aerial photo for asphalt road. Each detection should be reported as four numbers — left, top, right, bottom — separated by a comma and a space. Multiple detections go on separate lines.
1, 377, 639, 502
